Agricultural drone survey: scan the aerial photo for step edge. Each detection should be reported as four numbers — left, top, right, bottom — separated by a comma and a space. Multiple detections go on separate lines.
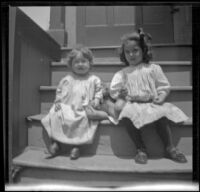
27, 113, 192, 126
12, 160, 192, 174
51, 60, 192, 67
61, 43, 192, 50
12, 149, 192, 174
40, 85, 193, 91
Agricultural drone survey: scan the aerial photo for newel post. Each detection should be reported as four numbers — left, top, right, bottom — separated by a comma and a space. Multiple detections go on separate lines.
48, 6, 68, 46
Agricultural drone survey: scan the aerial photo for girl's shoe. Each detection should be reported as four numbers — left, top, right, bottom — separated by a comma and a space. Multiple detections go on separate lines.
135, 149, 148, 164
165, 147, 187, 163
48, 142, 60, 157
70, 147, 80, 160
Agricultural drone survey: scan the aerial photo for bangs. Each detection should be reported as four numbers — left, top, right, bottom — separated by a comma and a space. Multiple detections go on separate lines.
66, 46, 94, 67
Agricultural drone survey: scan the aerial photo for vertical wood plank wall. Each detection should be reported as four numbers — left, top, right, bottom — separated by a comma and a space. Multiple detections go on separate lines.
8, 7, 17, 183
9, 8, 61, 159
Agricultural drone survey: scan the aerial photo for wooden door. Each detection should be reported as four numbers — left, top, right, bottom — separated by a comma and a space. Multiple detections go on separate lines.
173, 6, 192, 44
76, 6, 174, 46
138, 6, 174, 44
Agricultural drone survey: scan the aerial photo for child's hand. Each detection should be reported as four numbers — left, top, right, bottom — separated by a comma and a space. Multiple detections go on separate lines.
153, 94, 165, 105
119, 87, 128, 99
54, 101, 61, 112
91, 98, 100, 109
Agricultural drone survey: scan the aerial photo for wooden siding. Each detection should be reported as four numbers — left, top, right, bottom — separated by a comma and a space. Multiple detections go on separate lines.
9, 7, 61, 161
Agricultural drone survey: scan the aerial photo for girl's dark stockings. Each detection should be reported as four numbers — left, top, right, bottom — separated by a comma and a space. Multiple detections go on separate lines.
155, 117, 174, 150
120, 117, 175, 152
120, 118, 146, 152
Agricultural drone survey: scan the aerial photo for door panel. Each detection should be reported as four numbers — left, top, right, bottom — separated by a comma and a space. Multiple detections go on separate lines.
77, 6, 138, 46
143, 6, 167, 23
173, 6, 192, 44
85, 6, 108, 26
77, 6, 174, 46
113, 6, 136, 25
140, 6, 174, 43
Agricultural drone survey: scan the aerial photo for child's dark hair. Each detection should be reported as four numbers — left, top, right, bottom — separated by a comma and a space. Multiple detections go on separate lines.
66, 44, 94, 67
119, 28, 153, 65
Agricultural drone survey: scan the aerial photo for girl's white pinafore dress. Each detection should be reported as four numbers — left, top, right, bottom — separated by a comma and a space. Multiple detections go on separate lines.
110, 63, 189, 129
41, 73, 103, 145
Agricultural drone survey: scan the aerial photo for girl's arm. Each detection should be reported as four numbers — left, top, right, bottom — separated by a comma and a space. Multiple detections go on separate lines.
91, 76, 103, 108
54, 77, 70, 103
153, 64, 171, 103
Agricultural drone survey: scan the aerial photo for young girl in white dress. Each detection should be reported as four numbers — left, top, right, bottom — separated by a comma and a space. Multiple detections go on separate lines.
110, 28, 189, 164
41, 45, 112, 160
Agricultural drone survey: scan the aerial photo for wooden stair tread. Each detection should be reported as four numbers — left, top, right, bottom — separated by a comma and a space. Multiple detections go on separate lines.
61, 43, 192, 50
13, 147, 192, 173
39, 85, 192, 91
27, 113, 192, 126
52, 59, 192, 66
27, 113, 111, 125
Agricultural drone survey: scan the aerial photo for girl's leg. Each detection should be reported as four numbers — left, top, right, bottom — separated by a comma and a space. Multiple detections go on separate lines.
100, 99, 118, 120
42, 127, 60, 157
120, 118, 148, 164
121, 118, 146, 151
155, 117, 187, 163
70, 146, 80, 160
85, 106, 109, 120
155, 117, 174, 150
85, 99, 118, 124
49, 141, 60, 157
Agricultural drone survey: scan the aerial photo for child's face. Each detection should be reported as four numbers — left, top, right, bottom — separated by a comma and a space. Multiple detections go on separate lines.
71, 52, 90, 76
124, 40, 143, 66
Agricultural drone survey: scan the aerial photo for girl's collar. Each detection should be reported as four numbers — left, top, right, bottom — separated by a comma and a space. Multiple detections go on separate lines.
128, 62, 144, 68
125, 62, 150, 71
71, 72, 91, 80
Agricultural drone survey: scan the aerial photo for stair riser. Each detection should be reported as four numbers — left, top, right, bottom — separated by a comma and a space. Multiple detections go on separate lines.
16, 167, 192, 186
40, 90, 192, 117
51, 65, 192, 86
28, 120, 192, 157
61, 46, 192, 61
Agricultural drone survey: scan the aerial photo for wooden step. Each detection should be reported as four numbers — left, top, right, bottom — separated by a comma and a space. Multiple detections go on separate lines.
27, 114, 192, 157
13, 147, 192, 186
39, 86, 192, 117
61, 44, 192, 61
6, 183, 199, 191
51, 60, 192, 86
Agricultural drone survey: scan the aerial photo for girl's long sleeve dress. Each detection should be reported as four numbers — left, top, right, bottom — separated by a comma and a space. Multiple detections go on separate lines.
110, 63, 189, 129
41, 73, 103, 145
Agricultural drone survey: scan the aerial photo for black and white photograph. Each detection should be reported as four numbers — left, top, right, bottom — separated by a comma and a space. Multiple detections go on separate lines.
3, 3, 199, 191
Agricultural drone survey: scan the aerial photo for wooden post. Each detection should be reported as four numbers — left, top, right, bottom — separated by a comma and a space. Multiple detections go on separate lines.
65, 6, 76, 47
8, 6, 17, 183
49, 6, 65, 29
48, 6, 68, 46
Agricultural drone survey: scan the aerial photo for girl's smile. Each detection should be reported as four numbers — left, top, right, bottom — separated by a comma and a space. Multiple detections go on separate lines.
71, 53, 90, 75
124, 41, 143, 66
